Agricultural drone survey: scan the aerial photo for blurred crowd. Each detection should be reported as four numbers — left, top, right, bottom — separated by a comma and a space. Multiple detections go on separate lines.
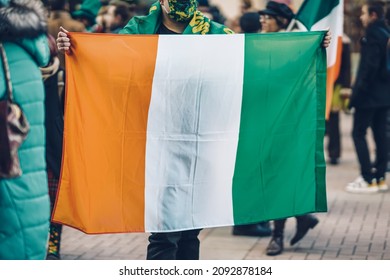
40, 0, 390, 38
42, 0, 229, 35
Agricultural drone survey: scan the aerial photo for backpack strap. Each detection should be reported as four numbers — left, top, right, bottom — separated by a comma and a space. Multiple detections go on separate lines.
0, 43, 13, 102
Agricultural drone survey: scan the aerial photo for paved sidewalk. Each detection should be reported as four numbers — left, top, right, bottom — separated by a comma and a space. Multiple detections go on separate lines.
60, 113, 390, 260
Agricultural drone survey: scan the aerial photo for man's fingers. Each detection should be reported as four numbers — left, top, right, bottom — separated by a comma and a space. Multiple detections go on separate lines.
59, 42, 71, 47
56, 27, 71, 53
59, 26, 69, 33
321, 29, 332, 48
56, 34, 70, 42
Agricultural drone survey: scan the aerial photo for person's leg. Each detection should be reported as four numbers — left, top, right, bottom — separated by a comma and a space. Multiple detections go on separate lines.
372, 108, 389, 189
272, 219, 286, 237
47, 223, 63, 260
146, 232, 182, 260
232, 222, 271, 237
327, 111, 341, 164
46, 169, 63, 260
176, 229, 201, 260
347, 108, 380, 193
352, 108, 375, 182
290, 214, 319, 246
266, 219, 286, 256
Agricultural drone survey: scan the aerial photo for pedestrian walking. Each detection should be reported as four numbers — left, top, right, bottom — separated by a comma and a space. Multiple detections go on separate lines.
346, 1, 390, 194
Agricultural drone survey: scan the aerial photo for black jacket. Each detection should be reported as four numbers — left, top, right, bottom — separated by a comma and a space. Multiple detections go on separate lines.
350, 20, 390, 109
336, 37, 351, 88
44, 65, 65, 179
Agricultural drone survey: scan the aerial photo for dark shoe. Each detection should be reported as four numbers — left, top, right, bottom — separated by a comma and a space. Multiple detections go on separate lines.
46, 253, 60, 260
266, 236, 283, 256
233, 223, 272, 237
290, 215, 319, 246
329, 158, 339, 165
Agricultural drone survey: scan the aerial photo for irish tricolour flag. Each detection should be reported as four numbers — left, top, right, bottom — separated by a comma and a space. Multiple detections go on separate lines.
296, 0, 344, 118
53, 32, 327, 233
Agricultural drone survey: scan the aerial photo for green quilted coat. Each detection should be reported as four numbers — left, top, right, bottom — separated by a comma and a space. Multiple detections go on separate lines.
0, 0, 50, 260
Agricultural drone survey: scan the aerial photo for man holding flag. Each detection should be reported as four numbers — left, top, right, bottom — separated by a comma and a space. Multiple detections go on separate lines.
56, 0, 331, 260
58, 0, 234, 261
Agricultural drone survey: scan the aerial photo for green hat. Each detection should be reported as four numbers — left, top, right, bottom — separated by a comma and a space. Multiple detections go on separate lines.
72, 0, 102, 25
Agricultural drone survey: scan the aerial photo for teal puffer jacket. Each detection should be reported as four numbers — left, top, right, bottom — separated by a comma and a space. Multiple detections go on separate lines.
0, 36, 50, 259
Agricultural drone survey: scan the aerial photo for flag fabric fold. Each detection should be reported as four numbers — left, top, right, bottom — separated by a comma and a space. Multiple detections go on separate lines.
53, 32, 327, 233
296, 0, 344, 118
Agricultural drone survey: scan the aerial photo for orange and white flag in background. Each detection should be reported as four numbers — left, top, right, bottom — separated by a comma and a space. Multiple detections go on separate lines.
296, 0, 344, 118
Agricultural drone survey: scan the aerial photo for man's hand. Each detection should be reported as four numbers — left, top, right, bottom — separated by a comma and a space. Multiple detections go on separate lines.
323, 30, 331, 48
57, 26, 71, 53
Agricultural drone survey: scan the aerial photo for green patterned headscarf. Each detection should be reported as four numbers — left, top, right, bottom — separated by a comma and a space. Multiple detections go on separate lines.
166, 0, 198, 23
120, 1, 234, 35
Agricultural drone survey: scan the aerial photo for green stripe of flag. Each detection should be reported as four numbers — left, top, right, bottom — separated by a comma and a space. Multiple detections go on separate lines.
232, 32, 327, 225
296, 0, 340, 30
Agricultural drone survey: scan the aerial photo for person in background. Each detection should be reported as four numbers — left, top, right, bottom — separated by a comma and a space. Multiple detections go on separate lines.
386, 1, 390, 174
135, 0, 156, 15
271, 0, 295, 11
259, 1, 320, 256
105, 0, 136, 33
240, 0, 255, 14
93, 4, 110, 32
346, 1, 390, 194
325, 33, 352, 166
260, 1, 296, 32
227, 0, 256, 33
0, 0, 50, 260
72, 0, 102, 31
48, 0, 86, 36
239, 11, 261, 33
40, 34, 66, 260
47, 0, 85, 69
197, 0, 226, 25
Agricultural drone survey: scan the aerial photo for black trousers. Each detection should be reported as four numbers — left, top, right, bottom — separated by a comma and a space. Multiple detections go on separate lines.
326, 111, 341, 160
352, 107, 389, 182
146, 229, 201, 260
273, 214, 313, 237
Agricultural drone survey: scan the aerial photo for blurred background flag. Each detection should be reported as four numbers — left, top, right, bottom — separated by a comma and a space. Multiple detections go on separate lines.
295, 0, 344, 119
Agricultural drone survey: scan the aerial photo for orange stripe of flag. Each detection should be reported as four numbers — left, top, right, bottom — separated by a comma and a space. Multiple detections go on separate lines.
53, 34, 159, 233
325, 36, 343, 120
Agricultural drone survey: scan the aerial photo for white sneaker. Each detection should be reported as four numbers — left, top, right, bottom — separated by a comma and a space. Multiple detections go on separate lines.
377, 178, 389, 191
346, 177, 379, 194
